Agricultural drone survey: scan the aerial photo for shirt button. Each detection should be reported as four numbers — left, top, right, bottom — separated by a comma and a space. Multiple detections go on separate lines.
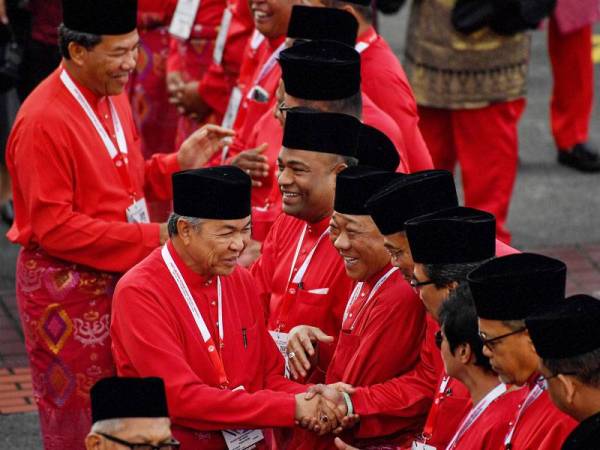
349, 313, 353, 317
288, 288, 296, 295
216, 321, 219, 327
211, 301, 216, 306
361, 293, 366, 297
104, 114, 108, 119
293, 268, 298, 272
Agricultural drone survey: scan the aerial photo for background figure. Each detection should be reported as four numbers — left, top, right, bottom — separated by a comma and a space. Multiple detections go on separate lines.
405, 0, 531, 244
549, 0, 600, 172
129, 0, 180, 222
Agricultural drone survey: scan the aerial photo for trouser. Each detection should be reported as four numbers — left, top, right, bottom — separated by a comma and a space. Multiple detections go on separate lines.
418, 99, 526, 244
548, 18, 594, 150
15, 247, 118, 450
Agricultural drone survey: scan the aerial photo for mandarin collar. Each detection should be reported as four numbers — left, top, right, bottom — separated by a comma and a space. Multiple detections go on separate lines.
365, 263, 394, 289
61, 64, 108, 108
306, 215, 331, 237
268, 34, 285, 51
166, 240, 215, 287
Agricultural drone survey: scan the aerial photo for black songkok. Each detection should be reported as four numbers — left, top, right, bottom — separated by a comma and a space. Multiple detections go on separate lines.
406, 207, 496, 264
63, 0, 138, 35
279, 40, 360, 100
526, 294, 600, 359
365, 170, 458, 235
282, 108, 360, 157
172, 166, 251, 219
468, 253, 567, 321
287, 6, 358, 46
334, 166, 400, 215
91, 377, 168, 423
357, 124, 400, 172
341, 0, 372, 5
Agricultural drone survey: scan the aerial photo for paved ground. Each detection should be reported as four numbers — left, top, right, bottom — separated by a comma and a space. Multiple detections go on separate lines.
0, 10, 599, 450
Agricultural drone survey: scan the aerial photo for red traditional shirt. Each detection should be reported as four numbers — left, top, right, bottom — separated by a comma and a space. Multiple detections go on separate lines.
6, 67, 179, 273
197, 0, 255, 120
358, 27, 433, 172
111, 241, 306, 450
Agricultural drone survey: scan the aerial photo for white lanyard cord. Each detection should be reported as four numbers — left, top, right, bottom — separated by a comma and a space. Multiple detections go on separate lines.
343, 267, 399, 326
503, 378, 545, 447
254, 41, 286, 85
288, 225, 329, 285
446, 383, 508, 449
161, 245, 223, 344
60, 69, 128, 159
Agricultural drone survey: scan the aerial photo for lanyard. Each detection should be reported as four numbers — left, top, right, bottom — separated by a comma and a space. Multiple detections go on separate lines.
253, 41, 285, 87
342, 267, 398, 330
446, 383, 508, 449
503, 377, 545, 448
420, 375, 451, 442
161, 245, 229, 388
275, 224, 329, 331
355, 28, 377, 54
60, 69, 136, 199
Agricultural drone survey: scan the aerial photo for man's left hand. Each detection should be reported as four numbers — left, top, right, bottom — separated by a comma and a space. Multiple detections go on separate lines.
174, 81, 211, 121
177, 124, 235, 170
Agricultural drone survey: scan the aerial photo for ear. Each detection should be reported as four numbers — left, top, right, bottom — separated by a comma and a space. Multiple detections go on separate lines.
176, 219, 193, 244
557, 374, 578, 405
340, 3, 357, 17
68, 42, 88, 67
523, 329, 537, 354
447, 280, 459, 292
459, 343, 472, 365
85, 433, 102, 450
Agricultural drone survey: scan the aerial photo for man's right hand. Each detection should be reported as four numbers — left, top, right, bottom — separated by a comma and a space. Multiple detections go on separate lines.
230, 144, 270, 187
166, 71, 184, 103
287, 325, 334, 379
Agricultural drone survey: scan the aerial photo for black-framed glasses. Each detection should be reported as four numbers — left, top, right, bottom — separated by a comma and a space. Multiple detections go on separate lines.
97, 433, 180, 450
478, 327, 527, 351
435, 330, 443, 349
277, 101, 293, 117
409, 277, 435, 289
540, 371, 579, 382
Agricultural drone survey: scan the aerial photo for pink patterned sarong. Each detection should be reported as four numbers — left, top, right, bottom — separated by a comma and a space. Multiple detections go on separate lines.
15, 247, 118, 450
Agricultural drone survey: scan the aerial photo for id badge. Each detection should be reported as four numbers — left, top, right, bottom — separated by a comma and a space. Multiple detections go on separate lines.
169, 0, 201, 40
223, 386, 265, 450
126, 198, 150, 224
222, 429, 264, 450
412, 441, 437, 450
268, 330, 290, 377
213, 8, 233, 65
222, 87, 242, 129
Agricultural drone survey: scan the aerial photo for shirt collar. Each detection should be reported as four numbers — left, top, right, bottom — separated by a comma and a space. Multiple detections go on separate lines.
365, 263, 394, 289
306, 215, 331, 237
166, 240, 215, 287
357, 26, 378, 46
61, 64, 107, 108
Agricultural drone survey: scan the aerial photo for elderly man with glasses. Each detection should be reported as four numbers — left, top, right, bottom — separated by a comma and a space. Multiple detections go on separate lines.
470, 253, 578, 450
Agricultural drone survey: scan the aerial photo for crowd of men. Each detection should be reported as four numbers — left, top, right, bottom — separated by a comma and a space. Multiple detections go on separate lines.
3, 0, 600, 449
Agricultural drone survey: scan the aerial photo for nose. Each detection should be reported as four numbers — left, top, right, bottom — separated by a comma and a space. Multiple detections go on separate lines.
333, 232, 351, 252
482, 344, 492, 358
230, 235, 245, 253
121, 49, 137, 71
278, 166, 293, 187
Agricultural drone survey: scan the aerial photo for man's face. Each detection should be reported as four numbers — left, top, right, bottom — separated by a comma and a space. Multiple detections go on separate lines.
182, 217, 252, 276
537, 362, 579, 419
478, 318, 539, 386
277, 147, 345, 222
78, 30, 140, 96
383, 232, 414, 280
329, 212, 390, 281
250, 0, 297, 38
412, 263, 451, 321
87, 417, 174, 450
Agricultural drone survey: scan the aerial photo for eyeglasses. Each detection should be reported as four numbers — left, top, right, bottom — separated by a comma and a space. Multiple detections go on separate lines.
277, 101, 293, 117
540, 371, 579, 382
97, 433, 180, 450
409, 277, 435, 290
478, 327, 527, 351
435, 330, 443, 349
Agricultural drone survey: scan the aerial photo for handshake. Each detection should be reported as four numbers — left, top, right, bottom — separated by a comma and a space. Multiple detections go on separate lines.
294, 383, 360, 436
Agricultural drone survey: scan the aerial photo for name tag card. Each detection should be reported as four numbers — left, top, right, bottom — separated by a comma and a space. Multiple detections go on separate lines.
222, 386, 264, 450
126, 198, 150, 224
169, 0, 201, 40
269, 330, 290, 378
412, 442, 437, 450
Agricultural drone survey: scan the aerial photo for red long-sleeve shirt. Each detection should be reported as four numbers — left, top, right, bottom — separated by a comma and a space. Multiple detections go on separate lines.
358, 27, 433, 172
111, 241, 306, 449
6, 67, 180, 273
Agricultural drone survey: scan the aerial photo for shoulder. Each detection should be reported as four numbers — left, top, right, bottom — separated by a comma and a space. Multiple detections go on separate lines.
114, 248, 166, 303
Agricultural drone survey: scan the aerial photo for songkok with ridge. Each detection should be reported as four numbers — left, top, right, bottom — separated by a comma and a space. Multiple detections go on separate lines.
62, 0, 138, 35
406, 207, 496, 264
526, 294, 600, 359
287, 5, 358, 46
468, 253, 566, 321
279, 40, 360, 100
282, 108, 360, 157
357, 124, 400, 172
334, 166, 400, 215
91, 377, 168, 423
365, 170, 459, 235
172, 166, 251, 219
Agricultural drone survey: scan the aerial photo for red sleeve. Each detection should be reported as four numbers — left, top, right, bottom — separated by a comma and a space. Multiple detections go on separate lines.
14, 122, 160, 272
112, 282, 299, 431
351, 317, 440, 438
167, 37, 182, 73
198, 64, 237, 120
143, 152, 180, 201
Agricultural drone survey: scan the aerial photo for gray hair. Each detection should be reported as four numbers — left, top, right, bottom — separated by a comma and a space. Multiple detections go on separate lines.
544, 347, 600, 388
58, 24, 102, 60
91, 418, 125, 434
423, 260, 489, 289
167, 213, 205, 237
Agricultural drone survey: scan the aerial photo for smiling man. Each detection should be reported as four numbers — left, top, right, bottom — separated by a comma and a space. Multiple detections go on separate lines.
469, 253, 577, 449
5, 1, 233, 448
111, 166, 331, 449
